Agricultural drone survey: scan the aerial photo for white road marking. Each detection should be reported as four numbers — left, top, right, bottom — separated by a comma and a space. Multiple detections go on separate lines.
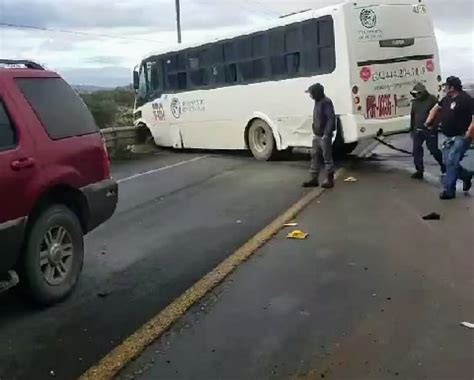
117, 156, 208, 184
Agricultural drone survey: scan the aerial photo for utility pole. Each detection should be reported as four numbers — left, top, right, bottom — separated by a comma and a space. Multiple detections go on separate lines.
175, 0, 182, 43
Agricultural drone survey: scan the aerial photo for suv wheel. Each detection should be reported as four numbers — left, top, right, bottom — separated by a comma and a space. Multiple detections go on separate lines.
21, 205, 84, 306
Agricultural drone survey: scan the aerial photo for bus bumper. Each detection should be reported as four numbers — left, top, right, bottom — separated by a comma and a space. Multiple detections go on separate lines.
340, 114, 410, 144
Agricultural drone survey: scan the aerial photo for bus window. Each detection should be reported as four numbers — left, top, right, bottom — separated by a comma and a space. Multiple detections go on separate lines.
284, 26, 301, 53
225, 64, 237, 83
318, 19, 334, 46
190, 68, 209, 87
252, 34, 266, 58
270, 56, 286, 77
286, 53, 300, 75
224, 41, 237, 62
237, 38, 252, 61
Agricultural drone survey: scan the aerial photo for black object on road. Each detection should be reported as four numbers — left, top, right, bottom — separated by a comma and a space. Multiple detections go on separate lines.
422, 212, 441, 221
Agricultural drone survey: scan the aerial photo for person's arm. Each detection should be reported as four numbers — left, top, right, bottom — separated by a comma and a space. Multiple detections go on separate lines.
323, 100, 336, 137
466, 98, 474, 140
410, 106, 415, 131
425, 103, 441, 129
466, 116, 474, 140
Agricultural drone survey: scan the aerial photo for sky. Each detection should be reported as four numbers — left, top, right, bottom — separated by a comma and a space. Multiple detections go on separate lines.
0, 0, 473, 87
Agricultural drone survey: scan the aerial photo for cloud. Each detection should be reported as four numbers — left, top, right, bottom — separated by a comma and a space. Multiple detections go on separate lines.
58, 66, 131, 87
1, 0, 472, 85
84, 56, 124, 65
0, 0, 269, 31
435, 28, 474, 82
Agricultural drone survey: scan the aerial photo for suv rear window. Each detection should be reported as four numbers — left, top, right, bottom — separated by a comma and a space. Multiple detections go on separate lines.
16, 78, 98, 139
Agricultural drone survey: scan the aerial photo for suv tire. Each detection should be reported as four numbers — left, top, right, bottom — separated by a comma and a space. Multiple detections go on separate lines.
21, 205, 84, 306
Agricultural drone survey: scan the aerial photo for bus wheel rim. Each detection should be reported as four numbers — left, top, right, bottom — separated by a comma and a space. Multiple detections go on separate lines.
252, 125, 268, 153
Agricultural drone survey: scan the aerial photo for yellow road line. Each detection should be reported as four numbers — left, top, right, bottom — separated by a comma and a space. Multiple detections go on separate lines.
80, 169, 344, 380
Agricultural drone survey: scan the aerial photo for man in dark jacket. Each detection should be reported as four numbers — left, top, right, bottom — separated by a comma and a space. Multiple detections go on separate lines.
303, 83, 336, 189
410, 82, 444, 179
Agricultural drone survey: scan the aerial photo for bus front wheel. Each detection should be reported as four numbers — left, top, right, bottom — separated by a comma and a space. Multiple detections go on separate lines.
248, 120, 277, 161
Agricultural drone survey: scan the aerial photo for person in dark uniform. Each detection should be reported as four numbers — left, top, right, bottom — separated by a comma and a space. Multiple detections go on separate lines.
410, 82, 445, 179
303, 83, 336, 189
425, 76, 474, 199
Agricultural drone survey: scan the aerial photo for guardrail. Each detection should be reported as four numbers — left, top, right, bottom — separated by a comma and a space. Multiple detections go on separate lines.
101, 126, 143, 157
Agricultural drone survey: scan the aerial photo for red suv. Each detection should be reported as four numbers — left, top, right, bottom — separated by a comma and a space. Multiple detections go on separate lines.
0, 60, 118, 305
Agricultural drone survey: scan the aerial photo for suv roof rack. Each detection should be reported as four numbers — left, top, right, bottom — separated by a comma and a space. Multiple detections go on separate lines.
0, 59, 44, 70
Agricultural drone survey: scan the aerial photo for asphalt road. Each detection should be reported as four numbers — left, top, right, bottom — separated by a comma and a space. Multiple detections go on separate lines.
1, 135, 472, 380
0, 150, 311, 380
120, 145, 474, 380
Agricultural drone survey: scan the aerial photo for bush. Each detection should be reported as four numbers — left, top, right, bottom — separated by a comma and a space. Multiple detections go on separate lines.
81, 87, 135, 129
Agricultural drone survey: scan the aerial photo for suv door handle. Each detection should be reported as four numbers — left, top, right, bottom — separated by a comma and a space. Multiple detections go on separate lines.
11, 157, 35, 170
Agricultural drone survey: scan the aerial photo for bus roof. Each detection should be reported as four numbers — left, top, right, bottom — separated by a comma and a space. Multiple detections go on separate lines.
140, 2, 345, 62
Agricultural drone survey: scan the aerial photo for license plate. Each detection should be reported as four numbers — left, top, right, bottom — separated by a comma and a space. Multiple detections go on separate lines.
366, 94, 397, 119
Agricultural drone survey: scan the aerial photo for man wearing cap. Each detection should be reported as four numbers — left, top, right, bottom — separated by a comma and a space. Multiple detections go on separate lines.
303, 83, 336, 189
410, 82, 445, 179
425, 76, 474, 199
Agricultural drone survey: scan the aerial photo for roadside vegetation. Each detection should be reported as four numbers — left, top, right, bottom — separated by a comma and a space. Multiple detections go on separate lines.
80, 86, 135, 129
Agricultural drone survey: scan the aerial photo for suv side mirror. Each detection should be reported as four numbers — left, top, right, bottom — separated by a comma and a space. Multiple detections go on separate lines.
133, 70, 139, 90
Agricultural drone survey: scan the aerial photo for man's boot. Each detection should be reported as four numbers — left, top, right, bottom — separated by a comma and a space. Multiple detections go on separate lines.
321, 172, 335, 189
463, 174, 472, 192
302, 176, 319, 188
411, 171, 424, 180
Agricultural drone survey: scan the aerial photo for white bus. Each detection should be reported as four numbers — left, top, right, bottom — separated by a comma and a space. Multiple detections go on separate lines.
133, 0, 442, 160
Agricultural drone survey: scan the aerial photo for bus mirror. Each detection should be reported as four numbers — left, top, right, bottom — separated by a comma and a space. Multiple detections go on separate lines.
133, 70, 140, 90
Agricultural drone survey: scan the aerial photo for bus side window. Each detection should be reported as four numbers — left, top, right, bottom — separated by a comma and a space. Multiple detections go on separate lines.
165, 53, 188, 91
318, 19, 334, 47
148, 61, 163, 96
269, 29, 285, 77
286, 53, 300, 75
225, 64, 237, 83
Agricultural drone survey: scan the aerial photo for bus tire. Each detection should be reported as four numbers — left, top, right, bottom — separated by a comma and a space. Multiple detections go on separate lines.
248, 120, 277, 161
332, 120, 357, 157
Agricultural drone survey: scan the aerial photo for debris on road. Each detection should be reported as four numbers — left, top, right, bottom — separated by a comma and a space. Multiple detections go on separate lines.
236, 220, 242, 224
98, 291, 112, 298
344, 176, 358, 182
460, 322, 474, 329
286, 230, 309, 240
283, 222, 299, 227
422, 212, 441, 221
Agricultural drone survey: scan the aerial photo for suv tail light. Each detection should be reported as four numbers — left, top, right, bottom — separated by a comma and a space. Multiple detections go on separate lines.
101, 137, 111, 179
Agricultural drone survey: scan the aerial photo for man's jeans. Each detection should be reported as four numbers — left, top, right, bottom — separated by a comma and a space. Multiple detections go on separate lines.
310, 135, 334, 176
412, 129, 444, 172
442, 136, 471, 196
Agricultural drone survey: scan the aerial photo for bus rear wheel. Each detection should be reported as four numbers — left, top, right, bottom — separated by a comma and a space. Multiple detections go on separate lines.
248, 120, 277, 161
